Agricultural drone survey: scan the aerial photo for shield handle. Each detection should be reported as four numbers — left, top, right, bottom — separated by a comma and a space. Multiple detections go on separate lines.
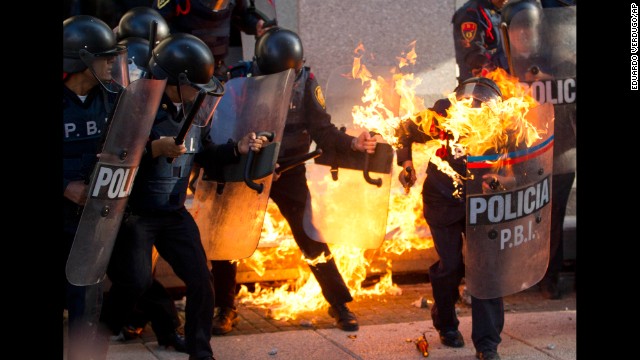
363, 131, 383, 187
244, 130, 275, 193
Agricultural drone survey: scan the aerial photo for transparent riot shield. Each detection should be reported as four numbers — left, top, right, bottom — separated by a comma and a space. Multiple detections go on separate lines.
509, 6, 576, 174
464, 102, 554, 299
66, 77, 167, 286
190, 69, 295, 260
303, 65, 394, 249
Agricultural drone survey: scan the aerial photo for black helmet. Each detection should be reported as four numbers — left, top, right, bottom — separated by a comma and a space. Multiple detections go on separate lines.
116, 6, 170, 44
148, 33, 223, 94
119, 37, 150, 69
254, 27, 304, 75
501, 0, 542, 27
63, 15, 125, 73
454, 77, 503, 108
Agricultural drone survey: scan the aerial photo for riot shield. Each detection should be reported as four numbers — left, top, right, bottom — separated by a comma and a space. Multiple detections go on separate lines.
508, 5, 576, 174
302, 65, 394, 249
66, 77, 167, 286
190, 69, 295, 260
464, 102, 554, 299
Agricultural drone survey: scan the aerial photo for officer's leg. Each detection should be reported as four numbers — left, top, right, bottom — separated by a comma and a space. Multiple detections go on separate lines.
470, 296, 504, 353
155, 209, 214, 359
270, 190, 353, 306
140, 278, 182, 340
211, 260, 238, 309
425, 219, 465, 333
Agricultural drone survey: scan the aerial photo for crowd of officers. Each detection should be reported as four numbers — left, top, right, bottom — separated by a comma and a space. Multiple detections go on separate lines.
63, 1, 575, 360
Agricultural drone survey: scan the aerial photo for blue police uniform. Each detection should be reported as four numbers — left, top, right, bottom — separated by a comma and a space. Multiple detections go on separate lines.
100, 92, 241, 359
63, 82, 115, 359
452, 0, 509, 83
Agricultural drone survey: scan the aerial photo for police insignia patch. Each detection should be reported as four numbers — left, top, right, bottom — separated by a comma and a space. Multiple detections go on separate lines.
314, 86, 326, 109
157, 0, 171, 9
461, 22, 477, 48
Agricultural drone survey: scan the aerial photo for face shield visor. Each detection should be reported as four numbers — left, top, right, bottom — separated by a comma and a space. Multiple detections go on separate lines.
79, 45, 129, 92
198, 0, 231, 12
176, 72, 225, 127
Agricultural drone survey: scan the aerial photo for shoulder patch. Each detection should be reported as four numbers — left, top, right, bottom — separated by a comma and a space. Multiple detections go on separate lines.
309, 72, 315, 80
314, 85, 326, 109
461, 22, 477, 48
157, 0, 171, 9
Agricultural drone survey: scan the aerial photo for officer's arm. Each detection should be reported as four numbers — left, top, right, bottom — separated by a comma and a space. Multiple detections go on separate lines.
454, 10, 495, 74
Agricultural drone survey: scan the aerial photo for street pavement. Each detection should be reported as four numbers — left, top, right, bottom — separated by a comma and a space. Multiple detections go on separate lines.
63, 277, 577, 360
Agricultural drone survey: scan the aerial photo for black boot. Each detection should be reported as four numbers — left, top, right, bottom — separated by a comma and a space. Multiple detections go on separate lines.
328, 303, 359, 331
211, 307, 239, 335
157, 330, 187, 353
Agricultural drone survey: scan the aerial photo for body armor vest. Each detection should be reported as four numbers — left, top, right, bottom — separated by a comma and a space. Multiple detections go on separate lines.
128, 106, 203, 212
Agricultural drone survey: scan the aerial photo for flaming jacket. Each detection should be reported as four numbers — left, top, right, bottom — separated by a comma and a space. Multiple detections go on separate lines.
126, 93, 240, 212
452, 0, 509, 83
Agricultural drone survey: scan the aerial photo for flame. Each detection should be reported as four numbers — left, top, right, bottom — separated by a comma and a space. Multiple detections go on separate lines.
349, 41, 425, 147
232, 45, 544, 322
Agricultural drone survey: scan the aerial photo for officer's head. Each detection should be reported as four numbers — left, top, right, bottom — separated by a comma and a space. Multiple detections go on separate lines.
503, 0, 542, 56
454, 77, 503, 108
149, 33, 224, 125
116, 6, 170, 45
63, 15, 128, 88
118, 37, 151, 82
254, 27, 304, 75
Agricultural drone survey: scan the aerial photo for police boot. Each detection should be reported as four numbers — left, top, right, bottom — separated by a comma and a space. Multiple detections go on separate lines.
328, 303, 359, 331
211, 307, 239, 335
157, 330, 187, 353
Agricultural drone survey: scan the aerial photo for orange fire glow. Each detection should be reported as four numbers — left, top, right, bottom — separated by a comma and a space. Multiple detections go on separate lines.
232, 49, 541, 322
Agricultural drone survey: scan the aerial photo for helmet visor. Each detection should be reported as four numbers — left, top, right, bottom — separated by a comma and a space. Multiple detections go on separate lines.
198, 0, 230, 12
177, 74, 224, 127
79, 45, 129, 92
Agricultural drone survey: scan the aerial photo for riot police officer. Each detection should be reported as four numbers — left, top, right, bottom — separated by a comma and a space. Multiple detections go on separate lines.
98, 33, 267, 360
209, 27, 378, 335
108, 7, 187, 351
397, 78, 511, 360
63, 14, 127, 360
452, 0, 511, 84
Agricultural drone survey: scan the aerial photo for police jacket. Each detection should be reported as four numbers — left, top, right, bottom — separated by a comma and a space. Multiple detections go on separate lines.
227, 62, 355, 166
63, 84, 114, 194
153, 0, 260, 62
452, 0, 509, 83
126, 93, 240, 212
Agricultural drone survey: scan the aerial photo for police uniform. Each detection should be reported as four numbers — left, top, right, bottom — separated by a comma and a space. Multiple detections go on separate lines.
62, 83, 114, 356
153, 0, 261, 77
100, 92, 241, 359
396, 98, 504, 356
452, 0, 509, 83
211, 63, 356, 312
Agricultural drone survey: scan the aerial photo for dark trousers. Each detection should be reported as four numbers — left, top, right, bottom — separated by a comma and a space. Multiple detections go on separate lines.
424, 202, 503, 353
545, 172, 576, 281
124, 278, 181, 340
211, 172, 353, 308
63, 217, 104, 360
101, 207, 214, 358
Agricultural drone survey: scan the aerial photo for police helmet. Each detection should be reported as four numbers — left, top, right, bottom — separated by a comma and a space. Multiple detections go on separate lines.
116, 6, 170, 44
501, 0, 542, 27
454, 77, 503, 108
119, 37, 150, 69
148, 33, 223, 94
254, 27, 304, 75
63, 15, 124, 73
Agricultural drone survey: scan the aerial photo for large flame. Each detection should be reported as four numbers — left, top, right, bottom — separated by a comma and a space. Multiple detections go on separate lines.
232, 49, 541, 322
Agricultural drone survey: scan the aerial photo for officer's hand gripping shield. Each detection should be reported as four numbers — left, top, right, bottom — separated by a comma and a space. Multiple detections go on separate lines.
66, 76, 167, 286
189, 69, 295, 260
303, 65, 394, 250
